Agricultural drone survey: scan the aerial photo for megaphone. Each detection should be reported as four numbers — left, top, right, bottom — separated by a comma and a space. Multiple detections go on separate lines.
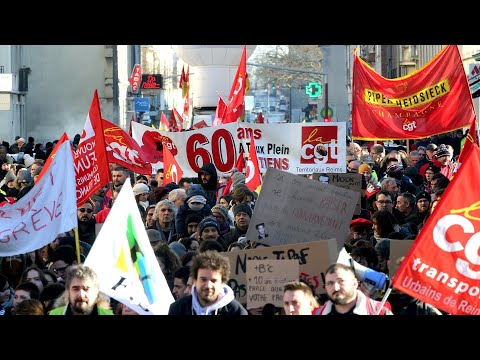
337, 247, 388, 291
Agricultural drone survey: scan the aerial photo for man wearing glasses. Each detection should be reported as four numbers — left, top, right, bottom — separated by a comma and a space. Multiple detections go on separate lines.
77, 201, 97, 246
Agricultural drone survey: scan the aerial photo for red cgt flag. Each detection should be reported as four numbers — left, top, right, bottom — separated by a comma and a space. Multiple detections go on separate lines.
223, 45, 248, 124
352, 45, 475, 140
162, 142, 183, 184
74, 90, 111, 206
168, 108, 183, 132
392, 143, 480, 315
102, 118, 152, 175
245, 136, 262, 193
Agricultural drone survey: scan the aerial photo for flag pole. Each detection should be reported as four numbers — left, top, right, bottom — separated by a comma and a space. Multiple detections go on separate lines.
73, 227, 81, 264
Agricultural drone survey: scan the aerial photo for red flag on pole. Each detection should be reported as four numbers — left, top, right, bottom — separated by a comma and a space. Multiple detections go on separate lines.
352, 45, 475, 140
245, 136, 262, 192
163, 143, 183, 184
160, 112, 169, 131
223, 45, 248, 124
392, 143, 480, 315
74, 90, 111, 206
102, 118, 152, 175
213, 94, 228, 126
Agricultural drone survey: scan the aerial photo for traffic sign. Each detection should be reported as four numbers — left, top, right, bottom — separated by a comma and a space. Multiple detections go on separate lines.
134, 97, 150, 112
305, 82, 322, 98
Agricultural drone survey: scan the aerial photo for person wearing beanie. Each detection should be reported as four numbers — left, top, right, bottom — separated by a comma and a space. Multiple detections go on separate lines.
23, 154, 35, 169
212, 204, 233, 236
224, 203, 253, 249
196, 216, 227, 250
432, 144, 453, 179
418, 164, 440, 194
169, 241, 187, 259
133, 183, 151, 223
358, 163, 379, 188
16, 169, 34, 201
414, 191, 431, 225
231, 171, 246, 190
175, 185, 212, 239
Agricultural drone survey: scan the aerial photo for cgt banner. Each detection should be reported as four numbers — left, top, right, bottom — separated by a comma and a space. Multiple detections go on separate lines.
131, 121, 346, 177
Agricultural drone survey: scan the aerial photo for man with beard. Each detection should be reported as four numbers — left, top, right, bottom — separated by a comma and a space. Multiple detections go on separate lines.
197, 162, 218, 208
168, 250, 247, 315
317, 263, 393, 315
77, 200, 97, 246
49, 265, 113, 315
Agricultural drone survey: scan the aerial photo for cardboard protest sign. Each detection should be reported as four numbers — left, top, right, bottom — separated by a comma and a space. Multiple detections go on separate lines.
224, 239, 337, 305
246, 168, 359, 251
311, 172, 362, 215
246, 259, 299, 309
389, 240, 414, 279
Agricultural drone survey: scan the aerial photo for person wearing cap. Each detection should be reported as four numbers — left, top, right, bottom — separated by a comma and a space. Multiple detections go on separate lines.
223, 203, 253, 249
349, 218, 373, 245
418, 164, 440, 194
175, 184, 212, 239
197, 162, 219, 208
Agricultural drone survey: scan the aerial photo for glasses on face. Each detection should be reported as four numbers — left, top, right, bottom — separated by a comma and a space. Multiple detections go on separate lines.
53, 265, 68, 274
377, 200, 393, 205
78, 208, 93, 214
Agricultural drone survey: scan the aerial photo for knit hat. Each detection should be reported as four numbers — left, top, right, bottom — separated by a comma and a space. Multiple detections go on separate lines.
231, 171, 246, 187
164, 181, 180, 191
198, 216, 220, 235
211, 204, 228, 221
185, 212, 203, 226
233, 203, 253, 218
4, 170, 16, 183
132, 183, 150, 196
386, 163, 403, 176
415, 191, 431, 203
23, 154, 35, 168
146, 229, 162, 243
358, 163, 371, 173
169, 242, 187, 258
17, 169, 33, 184
360, 154, 375, 165
434, 144, 450, 159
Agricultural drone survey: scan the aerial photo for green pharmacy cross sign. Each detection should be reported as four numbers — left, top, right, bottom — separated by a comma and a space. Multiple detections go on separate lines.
305, 82, 322, 98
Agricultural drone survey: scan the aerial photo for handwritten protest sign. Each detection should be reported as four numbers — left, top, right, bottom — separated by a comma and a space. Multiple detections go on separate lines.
246, 259, 299, 309
224, 239, 337, 305
246, 168, 359, 251
311, 172, 362, 215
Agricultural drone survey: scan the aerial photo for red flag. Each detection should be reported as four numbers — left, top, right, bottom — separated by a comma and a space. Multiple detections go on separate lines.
192, 120, 209, 130
352, 45, 475, 140
245, 136, 262, 192
392, 144, 480, 315
452, 118, 478, 175
256, 112, 264, 124
102, 118, 152, 175
35, 132, 73, 184
179, 65, 190, 99
163, 142, 183, 184
223, 45, 248, 124
160, 112, 169, 131
167, 109, 182, 132
74, 90, 111, 206
213, 94, 228, 126
222, 151, 246, 195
